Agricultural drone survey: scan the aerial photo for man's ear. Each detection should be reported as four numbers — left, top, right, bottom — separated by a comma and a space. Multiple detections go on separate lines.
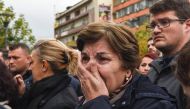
185, 19, 190, 32
27, 55, 32, 65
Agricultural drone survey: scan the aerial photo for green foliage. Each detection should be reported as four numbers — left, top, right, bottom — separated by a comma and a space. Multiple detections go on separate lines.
0, 1, 35, 48
9, 15, 36, 45
134, 22, 151, 57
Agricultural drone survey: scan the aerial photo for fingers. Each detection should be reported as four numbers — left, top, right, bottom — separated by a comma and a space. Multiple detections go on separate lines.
77, 63, 91, 80
14, 74, 26, 96
14, 74, 24, 85
77, 65, 94, 100
77, 62, 109, 100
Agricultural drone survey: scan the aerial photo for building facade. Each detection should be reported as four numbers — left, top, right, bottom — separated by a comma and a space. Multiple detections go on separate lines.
55, 0, 112, 47
113, 0, 158, 28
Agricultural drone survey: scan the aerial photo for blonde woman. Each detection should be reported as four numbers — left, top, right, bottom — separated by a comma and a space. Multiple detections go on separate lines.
18, 39, 79, 109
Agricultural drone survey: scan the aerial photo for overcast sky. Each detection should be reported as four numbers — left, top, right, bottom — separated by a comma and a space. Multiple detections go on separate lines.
4, 0, 81, 40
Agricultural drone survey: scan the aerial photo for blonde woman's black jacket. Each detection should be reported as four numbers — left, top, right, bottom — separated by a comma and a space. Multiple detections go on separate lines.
77, 74, 177, 109
26, 69, 78, 109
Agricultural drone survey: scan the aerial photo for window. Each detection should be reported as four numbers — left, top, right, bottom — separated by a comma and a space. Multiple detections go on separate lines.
126, 15, 149, 27
128, 6, 133, 14
134, 3, 140, 12
148, 0, 159, 7
121, 9, 125, 17
81, 7, 86, 13
65, 15, 70, 21
116, 12, 119, 18
139, 0, 146, 10
75, 10, 80, 16
125, 8, 129, 15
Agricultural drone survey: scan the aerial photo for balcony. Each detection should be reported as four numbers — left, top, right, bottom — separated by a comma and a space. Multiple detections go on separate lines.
55, 11, 89, 30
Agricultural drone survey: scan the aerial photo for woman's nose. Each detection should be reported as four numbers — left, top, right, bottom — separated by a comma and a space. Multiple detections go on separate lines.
85, 58, 96, 71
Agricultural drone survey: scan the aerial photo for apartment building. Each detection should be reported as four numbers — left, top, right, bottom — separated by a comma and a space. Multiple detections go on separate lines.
55, 0, 112, 47
113, 0, 158, 28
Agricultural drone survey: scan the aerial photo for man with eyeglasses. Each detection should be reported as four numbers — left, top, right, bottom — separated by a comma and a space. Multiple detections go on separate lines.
147, 0, 190, 109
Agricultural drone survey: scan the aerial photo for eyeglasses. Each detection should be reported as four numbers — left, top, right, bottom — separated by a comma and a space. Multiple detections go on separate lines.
146, 18, 186, 31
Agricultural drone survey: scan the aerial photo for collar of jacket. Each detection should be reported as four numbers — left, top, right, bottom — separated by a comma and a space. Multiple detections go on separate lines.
22, 70, 32, 80
28, 69, 71, 101
150, 56, 175, 74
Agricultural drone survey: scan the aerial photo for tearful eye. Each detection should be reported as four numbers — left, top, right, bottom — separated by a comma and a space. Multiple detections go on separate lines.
81, 56, 90, 64
96, 55, 110, 64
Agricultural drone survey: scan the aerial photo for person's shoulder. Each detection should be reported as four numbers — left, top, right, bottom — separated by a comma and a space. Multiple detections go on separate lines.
133, 75, 175, 100
149, 57, 163, 69
131, 75, 177, 108
132, 97, 177, 109
55, 86, 79, 103
42, 86, 79, 109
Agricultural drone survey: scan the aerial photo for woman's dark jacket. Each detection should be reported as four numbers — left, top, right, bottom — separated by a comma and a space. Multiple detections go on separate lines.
78, 74, 177, 109
26, 69, 78, 109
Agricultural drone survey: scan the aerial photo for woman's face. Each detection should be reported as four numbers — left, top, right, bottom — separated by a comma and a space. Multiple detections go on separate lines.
30, 50, 44, 82
81, 39, 128, 93
138, 57, 153, 75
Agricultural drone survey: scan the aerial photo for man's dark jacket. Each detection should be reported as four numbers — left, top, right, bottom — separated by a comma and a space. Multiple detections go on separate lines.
11, 70, 33, 109
148, 56, 186, 109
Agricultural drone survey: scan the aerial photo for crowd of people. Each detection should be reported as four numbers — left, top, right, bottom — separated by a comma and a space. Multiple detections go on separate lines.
0, 0, 190, 109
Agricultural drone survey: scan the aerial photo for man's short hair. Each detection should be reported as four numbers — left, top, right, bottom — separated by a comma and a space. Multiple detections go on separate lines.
9, 43, 30, 54
150, 0, 190, 20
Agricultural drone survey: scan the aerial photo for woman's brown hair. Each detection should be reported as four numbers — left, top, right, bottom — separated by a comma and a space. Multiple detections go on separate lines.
77, 22, 140, 72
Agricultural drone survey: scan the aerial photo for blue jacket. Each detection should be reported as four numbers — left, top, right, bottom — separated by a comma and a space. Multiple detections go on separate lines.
78, 74, 177, 109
